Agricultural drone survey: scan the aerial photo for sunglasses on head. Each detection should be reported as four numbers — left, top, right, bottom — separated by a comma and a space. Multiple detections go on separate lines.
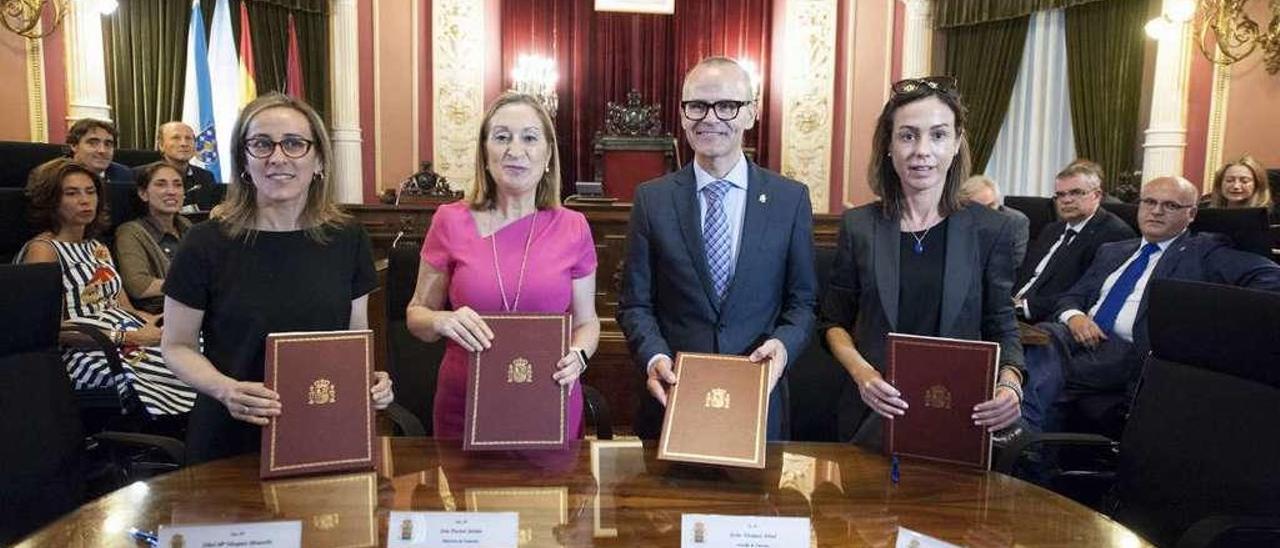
891, 76, 959, 97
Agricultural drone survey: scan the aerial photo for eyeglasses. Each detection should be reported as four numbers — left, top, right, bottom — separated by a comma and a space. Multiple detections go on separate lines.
244, 137, 314, 159
1138, 198, 1195, 212
1053, 188, 1097, 201
891, 76, 959, 97
680, 100, 753, 122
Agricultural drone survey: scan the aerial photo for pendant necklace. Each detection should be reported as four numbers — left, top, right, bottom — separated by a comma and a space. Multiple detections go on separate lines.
909, 226, 932, 255
488, 210, 537, 312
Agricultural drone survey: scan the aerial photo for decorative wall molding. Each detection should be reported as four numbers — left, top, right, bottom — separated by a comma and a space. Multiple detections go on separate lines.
779, 0, 837, 213
432, 0, 487, 193
1202, 56, 1231, 192
26, 36, 47, 142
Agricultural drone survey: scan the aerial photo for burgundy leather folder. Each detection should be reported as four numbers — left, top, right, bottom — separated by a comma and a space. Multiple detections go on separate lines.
464, 314, 570, 450
260, 330, 375, 479
885, 333, 999, 469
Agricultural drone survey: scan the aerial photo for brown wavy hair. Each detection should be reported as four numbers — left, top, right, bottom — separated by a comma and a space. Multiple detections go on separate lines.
466, 92, 562, 211
867, 79, 971, 220
214, 92, 348, 242
1210, 155, 1271, 209
25, 158, 109, 239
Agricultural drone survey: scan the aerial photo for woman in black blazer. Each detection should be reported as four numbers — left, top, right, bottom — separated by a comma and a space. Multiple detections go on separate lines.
819, 77, 1026, 447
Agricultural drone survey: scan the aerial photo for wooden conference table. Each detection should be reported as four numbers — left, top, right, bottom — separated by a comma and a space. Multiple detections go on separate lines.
19, 438, 1146, 547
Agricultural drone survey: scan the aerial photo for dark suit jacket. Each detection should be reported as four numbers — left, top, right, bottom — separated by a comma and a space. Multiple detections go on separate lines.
1053, 232, 1280, 358
617, 162, 817, 436
104, 162, 135, 184
1017, 208, 1135, 322
819, 203, 1025, 441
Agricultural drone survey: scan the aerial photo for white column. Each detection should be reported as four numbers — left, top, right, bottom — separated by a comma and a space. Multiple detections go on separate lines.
901, 0, 934, 78
63, 0, 111, 124
330, 0, 363, 203
1141, 1, 1193, 182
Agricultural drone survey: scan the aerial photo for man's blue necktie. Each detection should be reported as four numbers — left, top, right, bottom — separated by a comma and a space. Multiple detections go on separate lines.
702, 180, 733, 301
1093, 242, 1160, 334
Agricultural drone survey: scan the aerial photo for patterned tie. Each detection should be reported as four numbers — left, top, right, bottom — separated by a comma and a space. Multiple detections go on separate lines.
702, 180, 733, 301
1093, 242, 1160, 334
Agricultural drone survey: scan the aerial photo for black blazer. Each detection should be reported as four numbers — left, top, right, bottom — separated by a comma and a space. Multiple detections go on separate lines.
1016, 208, 1135, 322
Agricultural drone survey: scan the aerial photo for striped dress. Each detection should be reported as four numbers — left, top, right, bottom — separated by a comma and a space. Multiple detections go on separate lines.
32, 238, 196, 416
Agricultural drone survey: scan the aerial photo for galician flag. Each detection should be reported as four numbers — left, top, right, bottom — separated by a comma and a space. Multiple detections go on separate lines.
180, 0, 221, 182
208, 0, 240, 183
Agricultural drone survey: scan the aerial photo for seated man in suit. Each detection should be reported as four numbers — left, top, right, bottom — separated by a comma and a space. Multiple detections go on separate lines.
961, 174, 1030, 266
1022, 176, 1280, 434
151, 121, 218, 211
1014, 160, 1134, 323
618, 56, 817, 441
66, 118, 134, 184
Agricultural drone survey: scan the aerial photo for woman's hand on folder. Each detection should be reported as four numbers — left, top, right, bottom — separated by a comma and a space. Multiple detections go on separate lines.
553, 351, 586, 395
370, 371, 394, 409
433, 306, 494, 352
216, 379, 281, 426
854, 369, 908, 419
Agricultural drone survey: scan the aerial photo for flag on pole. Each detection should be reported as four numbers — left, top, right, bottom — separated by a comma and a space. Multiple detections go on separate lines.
238, 2, 257, 106
285, 14, 305, 99
181, 0, 221, 182
208, 0, 240, 184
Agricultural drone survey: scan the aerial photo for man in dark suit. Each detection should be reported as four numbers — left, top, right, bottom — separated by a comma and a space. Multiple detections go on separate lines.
66, 118, 134, 184
1014, 160, 1134, 323
618, 57, 817, 441
1022, 176, 1280, 433
151, 121, 218, 210
961, 174, 1030, 266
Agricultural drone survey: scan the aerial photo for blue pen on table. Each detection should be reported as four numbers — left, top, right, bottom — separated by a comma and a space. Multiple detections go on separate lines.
890, 455, 901, 484
127, 527, 158, 547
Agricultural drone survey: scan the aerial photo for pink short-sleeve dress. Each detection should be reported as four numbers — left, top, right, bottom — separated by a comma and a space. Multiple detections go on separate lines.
421, 201, 597, 440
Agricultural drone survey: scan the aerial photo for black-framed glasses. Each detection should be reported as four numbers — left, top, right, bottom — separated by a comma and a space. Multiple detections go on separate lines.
1053, 188, 1097, 201
1138, 198, 1195, 212
891, 76, 959, 97
680, 100, 753, 122
244, 137, 314, 159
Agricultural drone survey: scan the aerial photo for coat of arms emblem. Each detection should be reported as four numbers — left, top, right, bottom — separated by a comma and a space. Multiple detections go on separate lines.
507, 357, 533, 383
924, 384, 951, 409
308, 378, 337, 405
704, 388, 731, 409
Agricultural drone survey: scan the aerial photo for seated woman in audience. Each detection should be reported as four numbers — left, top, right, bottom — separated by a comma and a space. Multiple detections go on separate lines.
818, 77, 1025, 448
406, 92, 599, 440
113, 162, 191, 314
1206, 155, 1275, 221
162, 93, 394, 464
19, 158, 195, 419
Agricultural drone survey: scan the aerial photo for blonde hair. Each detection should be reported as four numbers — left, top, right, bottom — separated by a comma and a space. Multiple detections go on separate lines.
466, 92, 562, 211
214, 92, 349, 241
1210, 155, 1271, 209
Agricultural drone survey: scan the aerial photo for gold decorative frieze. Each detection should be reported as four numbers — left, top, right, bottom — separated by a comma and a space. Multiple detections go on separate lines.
779, 0, 837, 214
432, 0, 487, 193
1203, 56, 1231, 191
26, 35, 47, 142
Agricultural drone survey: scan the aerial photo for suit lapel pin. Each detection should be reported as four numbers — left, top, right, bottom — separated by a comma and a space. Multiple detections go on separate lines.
758, 194, 767, 204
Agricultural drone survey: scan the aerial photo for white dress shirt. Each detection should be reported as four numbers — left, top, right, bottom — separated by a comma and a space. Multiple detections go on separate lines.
1059, 233, 1180, 343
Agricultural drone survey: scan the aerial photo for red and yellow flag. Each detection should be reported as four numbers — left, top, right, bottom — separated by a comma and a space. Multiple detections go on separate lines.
238, 2, 257, 106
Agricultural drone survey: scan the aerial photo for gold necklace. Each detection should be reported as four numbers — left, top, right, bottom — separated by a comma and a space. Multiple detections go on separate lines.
488, 210, 538, 312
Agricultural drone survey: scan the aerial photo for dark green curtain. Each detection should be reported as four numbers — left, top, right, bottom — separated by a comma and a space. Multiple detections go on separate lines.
103, 2, 188, 149
1065, 0, 1146, 194
943, 17, 1029, 173
935, 0, 1105, 28
104, 0, 330, 148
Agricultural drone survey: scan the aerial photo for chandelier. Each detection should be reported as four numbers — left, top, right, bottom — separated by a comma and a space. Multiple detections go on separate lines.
1196, 0, 1280, 74
511, 55, 559, 119
1, 0, 68, 39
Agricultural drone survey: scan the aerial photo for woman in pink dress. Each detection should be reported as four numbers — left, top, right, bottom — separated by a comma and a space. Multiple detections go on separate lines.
406, 92, 599, 440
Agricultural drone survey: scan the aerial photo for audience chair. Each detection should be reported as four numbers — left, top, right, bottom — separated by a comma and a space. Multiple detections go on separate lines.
788, 245, 843, 442
1189, 206, 1272, 258
0, 263, 185, 543
1004, 196, 1058, 243
998, 279, 1280, 547
1100, 202, 1140, 235
0, 187, 34, 263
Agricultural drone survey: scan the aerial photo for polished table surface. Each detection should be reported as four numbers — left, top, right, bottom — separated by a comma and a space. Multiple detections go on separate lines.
19, 438, 1148, 547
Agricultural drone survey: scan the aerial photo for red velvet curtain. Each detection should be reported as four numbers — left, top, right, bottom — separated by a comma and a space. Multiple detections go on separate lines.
501, 0, 773, 192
